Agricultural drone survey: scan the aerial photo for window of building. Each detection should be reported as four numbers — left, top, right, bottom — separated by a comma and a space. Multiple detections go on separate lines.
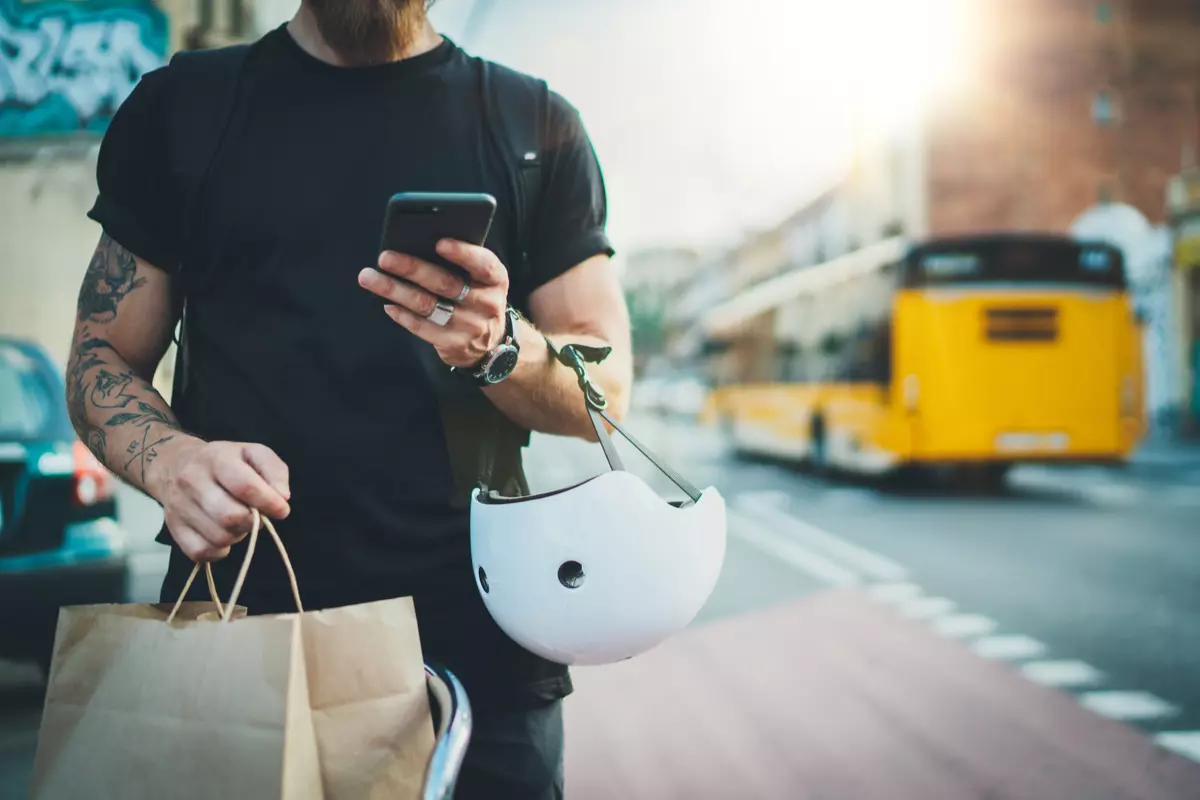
1095, 2, 1112, 23
1092, 90, 1116, 125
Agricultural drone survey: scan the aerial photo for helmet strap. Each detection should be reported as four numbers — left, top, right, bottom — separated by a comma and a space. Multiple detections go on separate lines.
546, 338, 704, 506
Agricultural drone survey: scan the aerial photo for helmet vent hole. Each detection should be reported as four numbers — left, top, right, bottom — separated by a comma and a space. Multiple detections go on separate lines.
558, 561, 585, 589
478, 566, 490, 593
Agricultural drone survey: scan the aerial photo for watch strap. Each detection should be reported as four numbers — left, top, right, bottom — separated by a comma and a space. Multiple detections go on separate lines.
472, 306, 520, 384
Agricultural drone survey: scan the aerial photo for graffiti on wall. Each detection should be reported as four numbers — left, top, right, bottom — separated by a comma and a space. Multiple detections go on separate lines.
0, 0, 167, 137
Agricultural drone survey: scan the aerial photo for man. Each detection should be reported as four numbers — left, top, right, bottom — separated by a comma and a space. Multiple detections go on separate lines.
65, 0, 631, 797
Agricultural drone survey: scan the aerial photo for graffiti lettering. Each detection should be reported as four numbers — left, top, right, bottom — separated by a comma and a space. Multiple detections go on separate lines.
0, 2, 166, 136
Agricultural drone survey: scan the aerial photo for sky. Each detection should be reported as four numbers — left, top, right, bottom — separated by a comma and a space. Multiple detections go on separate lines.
255, 0, 972, 259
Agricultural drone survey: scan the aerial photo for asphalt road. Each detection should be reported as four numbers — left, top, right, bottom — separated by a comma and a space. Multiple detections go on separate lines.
2, 414, 1198, 797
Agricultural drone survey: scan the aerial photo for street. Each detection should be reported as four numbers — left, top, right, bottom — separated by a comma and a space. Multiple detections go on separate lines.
2, 414, 1199, 798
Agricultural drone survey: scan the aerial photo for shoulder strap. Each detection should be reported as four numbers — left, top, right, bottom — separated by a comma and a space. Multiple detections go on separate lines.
162, 43, 253, 409
475, 58, 549, 304
164, 43, 253, 276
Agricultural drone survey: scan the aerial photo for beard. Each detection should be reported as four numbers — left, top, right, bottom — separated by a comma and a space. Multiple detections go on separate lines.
306, 0, 429, 66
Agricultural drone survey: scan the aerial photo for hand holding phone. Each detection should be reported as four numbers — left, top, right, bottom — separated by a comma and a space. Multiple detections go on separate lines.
377, 192, 497, 282
361, 191, 515, 372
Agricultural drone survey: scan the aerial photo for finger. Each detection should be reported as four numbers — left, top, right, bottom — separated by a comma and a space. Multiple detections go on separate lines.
376, 252, 467, 299
358, 268, 441, 317
183, 488, 247, 548
384, 303, 454, 345
241, 443, 291, 501
435, 240, 507, 286
169, 514, 232, 563
194, 482, 256, 537
214, 456, 291, 519
462, 285, 506, 317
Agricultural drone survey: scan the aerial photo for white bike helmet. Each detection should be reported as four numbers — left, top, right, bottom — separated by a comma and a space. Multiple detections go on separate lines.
470, 342, 727, 666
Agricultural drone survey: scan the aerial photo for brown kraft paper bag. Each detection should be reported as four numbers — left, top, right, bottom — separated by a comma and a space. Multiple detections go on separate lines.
29, 511, 435, 800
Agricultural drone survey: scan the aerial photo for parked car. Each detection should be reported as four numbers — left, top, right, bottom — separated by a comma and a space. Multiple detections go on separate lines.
0, 336, 128, 674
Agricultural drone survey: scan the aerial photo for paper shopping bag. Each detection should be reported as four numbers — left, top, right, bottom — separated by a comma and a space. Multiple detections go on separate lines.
30, 511, 435, 800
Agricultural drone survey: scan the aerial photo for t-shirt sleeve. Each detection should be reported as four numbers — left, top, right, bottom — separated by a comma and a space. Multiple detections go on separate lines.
522, 91, 615, 294
86, 66, 182, 274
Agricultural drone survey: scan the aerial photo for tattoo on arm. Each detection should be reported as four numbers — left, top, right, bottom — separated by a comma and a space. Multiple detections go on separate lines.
66, 234, 183, 480
67, 334, 182, 477
77, 233, 146, 324
110, 403, 180, 483
66, 334, 117, 461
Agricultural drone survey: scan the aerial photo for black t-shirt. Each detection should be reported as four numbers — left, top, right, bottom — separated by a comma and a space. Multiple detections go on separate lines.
88, 26, 614, 708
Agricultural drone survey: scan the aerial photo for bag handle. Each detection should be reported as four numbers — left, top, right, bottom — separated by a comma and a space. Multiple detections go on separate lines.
165, 509, 303, 623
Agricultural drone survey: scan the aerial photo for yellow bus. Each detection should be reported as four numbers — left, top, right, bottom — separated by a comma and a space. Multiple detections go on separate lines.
702, 233, 1145, 486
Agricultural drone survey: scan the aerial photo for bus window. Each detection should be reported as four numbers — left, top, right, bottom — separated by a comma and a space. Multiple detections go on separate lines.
906, 236, 1127, 289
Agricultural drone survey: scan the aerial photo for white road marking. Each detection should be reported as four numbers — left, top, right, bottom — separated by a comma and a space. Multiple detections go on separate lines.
1083, 484, 1146, 506
735, 495, 908, 581
899, 597, 956, 620
1078, 691, 1179, 722
932, 614, 998, 638
728, 510, 860, 587
971, 635, 1048, 660
1155, 732, 1200, 764
1020, 660, 1104, 688
866, 582, 923, 604
1009, 468, 1146, 507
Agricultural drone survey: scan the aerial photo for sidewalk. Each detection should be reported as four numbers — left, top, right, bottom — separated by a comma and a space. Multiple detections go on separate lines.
1127, 438, 1200, 477
1009, 438, 1200, 509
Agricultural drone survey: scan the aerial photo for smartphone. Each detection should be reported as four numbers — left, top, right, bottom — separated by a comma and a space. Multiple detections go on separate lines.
378, 192, 498, 280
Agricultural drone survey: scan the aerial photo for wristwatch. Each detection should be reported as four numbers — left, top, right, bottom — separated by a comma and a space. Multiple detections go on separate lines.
471, 306, 521, 386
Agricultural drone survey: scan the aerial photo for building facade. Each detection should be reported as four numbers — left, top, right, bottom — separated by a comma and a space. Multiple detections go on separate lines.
0, 1, 261, 385
695, 0, 1200, 428
1167, 168, 1200, 436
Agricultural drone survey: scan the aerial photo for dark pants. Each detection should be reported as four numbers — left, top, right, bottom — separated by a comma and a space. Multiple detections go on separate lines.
454, 699, 565, 800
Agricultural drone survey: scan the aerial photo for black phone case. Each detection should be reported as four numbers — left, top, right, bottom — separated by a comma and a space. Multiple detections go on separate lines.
378, 193, 497, 281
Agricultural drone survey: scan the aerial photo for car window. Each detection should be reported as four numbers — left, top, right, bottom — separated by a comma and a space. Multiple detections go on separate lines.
0, 344, 53, 440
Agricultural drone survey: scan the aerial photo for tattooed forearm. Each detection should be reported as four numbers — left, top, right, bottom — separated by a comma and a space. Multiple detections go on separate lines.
77, 233, 146, 324
66, 335, 117, 461
65, 328, 186, 489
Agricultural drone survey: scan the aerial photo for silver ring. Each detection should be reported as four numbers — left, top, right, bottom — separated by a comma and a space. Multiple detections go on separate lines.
427, 300, 455, 327
453, 283, 471, 304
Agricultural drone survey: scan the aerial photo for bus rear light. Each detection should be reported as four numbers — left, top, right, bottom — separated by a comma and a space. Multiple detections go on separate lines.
903, 375, 919, 411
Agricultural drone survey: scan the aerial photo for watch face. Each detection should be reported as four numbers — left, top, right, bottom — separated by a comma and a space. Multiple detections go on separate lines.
486, 347, 520, 382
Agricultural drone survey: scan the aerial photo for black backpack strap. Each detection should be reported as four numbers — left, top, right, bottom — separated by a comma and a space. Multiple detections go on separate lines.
161, 43, 254, 409
470, 58, 550, 493
475, 58, 548, 306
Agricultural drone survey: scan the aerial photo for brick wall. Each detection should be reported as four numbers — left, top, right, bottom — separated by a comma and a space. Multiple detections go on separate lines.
926, 0, 1199, 236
